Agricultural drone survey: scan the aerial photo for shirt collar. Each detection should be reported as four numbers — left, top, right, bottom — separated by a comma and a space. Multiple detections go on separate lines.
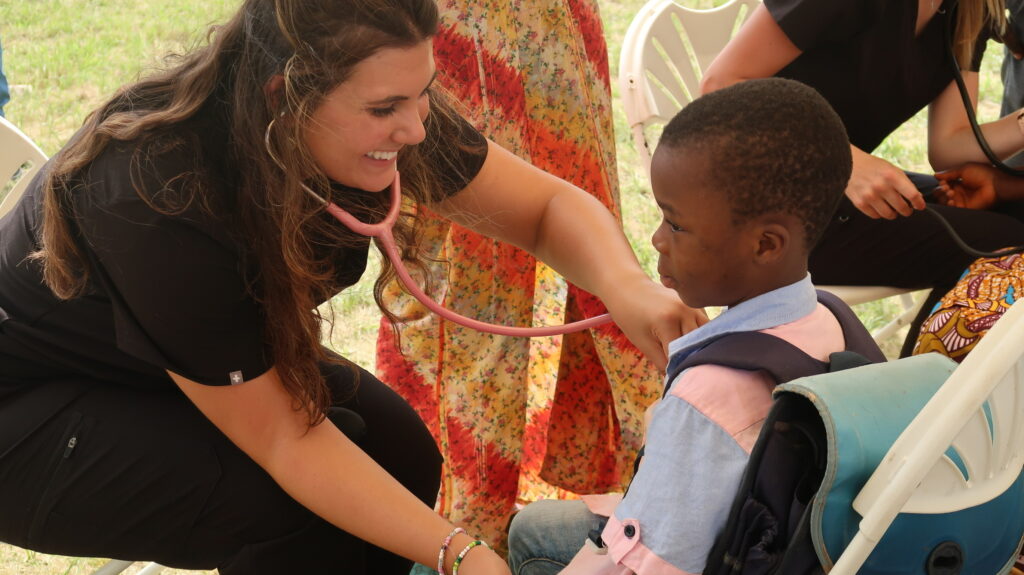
666, 274, 818, 372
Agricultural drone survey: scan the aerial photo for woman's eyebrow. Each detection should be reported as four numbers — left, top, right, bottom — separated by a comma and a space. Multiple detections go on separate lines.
366, 71, 438, 106
422, 70, 438, 94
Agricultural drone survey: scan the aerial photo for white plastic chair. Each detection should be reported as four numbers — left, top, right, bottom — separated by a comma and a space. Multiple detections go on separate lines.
830, 301, 1024, 574
617, 0, 927, 346
0, 115, 47, 218
92, 560, 166, 575
619, 0, 760, 177
0, 116, 171, 575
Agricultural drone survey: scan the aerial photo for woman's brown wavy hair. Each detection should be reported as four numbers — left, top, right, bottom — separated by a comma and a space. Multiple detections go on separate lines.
33, 0, 478, 425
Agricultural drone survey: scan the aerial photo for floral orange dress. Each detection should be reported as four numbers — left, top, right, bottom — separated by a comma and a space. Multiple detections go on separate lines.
375, 0, 662, 553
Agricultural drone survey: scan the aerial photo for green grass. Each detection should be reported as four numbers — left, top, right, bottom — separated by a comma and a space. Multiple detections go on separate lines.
0, 0, 1007, 571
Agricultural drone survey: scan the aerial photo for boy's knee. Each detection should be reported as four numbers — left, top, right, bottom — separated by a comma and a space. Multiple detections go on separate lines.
508, 499, 599, 575
509, 500, 567, 547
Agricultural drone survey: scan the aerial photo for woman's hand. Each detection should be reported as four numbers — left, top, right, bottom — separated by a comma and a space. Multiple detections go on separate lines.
602, 276, 708, 371
847, 147, 927, 219
934, 163, 1002, 210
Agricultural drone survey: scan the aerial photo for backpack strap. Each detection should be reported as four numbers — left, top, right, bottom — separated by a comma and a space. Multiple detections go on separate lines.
814, 290, 886, 364
664, 291, 885, 396
666, 332, 826, 396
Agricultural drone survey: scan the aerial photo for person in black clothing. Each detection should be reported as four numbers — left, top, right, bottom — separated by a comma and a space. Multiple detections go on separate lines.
0, 1, 704, 573
702, 0, 1024, 355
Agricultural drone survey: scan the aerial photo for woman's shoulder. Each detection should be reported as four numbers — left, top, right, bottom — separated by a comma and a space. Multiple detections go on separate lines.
765, 0, 895, 49
74, 115, 231, 222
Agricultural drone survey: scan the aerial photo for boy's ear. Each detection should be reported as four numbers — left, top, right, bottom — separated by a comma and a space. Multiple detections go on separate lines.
752, 220, 791, 264
264, 74, 286, 110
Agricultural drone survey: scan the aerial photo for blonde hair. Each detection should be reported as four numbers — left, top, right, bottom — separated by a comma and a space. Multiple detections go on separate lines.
954, 0, 1006, 66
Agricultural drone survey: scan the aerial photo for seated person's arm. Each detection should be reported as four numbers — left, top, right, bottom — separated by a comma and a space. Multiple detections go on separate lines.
927, 74, 1024, 171
934, 162, 1024, 209
700, 4, 801, 94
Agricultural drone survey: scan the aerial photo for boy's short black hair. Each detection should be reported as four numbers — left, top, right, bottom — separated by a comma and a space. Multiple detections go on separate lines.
657, 78, 851, 248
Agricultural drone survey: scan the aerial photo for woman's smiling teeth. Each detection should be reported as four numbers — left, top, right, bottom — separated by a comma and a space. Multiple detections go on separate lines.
367, 150, 398, 161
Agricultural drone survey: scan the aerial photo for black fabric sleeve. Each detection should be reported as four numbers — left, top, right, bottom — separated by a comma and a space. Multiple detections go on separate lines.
968, 31, 990, 72
764, 0, 871, 51
73, 143, 271, 386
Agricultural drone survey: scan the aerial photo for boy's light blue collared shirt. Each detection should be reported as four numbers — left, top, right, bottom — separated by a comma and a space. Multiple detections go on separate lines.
666, 274, 818, 377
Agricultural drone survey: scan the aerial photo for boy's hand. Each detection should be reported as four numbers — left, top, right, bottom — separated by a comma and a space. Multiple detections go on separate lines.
934, 164, 1000, 210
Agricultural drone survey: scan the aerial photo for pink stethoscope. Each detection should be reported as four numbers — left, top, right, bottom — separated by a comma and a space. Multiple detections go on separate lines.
306, 172, 613, 337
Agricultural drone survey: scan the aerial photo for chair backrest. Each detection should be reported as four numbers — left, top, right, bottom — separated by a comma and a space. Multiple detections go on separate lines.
618, 0, 759, 176
829, 300, 1024, 574
0, 115, 48, 219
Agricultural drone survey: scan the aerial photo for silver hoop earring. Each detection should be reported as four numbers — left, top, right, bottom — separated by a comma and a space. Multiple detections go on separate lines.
264, 117, 283, 168
263, 114, 329, 207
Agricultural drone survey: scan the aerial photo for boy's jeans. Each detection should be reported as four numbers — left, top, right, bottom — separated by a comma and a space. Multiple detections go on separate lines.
507, 500, 605, 575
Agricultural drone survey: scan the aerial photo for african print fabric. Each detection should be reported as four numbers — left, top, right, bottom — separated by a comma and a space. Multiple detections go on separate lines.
375, 0, 662, 554
913, 252, 1021, 362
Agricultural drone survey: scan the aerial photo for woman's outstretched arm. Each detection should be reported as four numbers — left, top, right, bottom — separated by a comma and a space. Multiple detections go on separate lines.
438, 141, 707, 370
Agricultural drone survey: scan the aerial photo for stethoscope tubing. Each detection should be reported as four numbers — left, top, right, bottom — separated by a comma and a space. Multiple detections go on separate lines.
320, 172, 613, 337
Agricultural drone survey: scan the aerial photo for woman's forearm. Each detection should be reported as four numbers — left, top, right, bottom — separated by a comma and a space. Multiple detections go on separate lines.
929, 112, 1024, 171
263, 420, 456, 567
169, 369, 508, 573
529, 184, 651, 303
442, 142, 647, 300
928, 74, 1024, 170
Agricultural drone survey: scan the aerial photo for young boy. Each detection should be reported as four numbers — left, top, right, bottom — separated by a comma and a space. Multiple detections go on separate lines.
506, 77, 857, 575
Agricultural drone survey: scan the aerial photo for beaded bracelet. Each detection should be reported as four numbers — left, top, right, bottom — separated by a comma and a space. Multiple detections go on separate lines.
437, 527, 466, 575
451, 540, 488, 575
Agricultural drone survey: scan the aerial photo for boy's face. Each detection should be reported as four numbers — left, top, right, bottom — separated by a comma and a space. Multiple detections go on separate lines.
650, 146, 760, 309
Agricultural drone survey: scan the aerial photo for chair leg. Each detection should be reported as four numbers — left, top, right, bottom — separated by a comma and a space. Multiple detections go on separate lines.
90, 560, 167, 575
90, 560, 135, 575
830, 530, 879, 575
870, 291, 929, 345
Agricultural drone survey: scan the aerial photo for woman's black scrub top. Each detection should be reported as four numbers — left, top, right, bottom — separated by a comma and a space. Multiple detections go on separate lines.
0, 111, 487, 395
765, 0, 988, 152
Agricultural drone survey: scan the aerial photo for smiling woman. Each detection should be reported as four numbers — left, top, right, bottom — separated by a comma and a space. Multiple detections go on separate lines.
0, 1, 702, 574
301, 43, 435, 191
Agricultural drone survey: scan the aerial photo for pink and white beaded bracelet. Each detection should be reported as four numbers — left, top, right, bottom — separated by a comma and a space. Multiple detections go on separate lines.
437, 527, 466, 575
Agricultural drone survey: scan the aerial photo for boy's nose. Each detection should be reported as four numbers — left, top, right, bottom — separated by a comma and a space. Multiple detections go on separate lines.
651, 223, 669, 253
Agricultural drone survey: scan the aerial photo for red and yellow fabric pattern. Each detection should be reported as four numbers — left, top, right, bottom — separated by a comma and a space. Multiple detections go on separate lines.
375, 0, 661, 552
